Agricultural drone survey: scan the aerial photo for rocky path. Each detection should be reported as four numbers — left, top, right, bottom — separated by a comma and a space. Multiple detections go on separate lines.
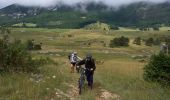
51, 82, 121, 100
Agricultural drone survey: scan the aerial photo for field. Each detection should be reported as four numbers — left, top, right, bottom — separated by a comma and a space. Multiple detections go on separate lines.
0, 28, 170, 100
12, 23, 37, 27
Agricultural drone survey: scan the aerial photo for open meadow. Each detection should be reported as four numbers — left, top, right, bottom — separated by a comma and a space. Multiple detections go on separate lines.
0, 28, 170, 100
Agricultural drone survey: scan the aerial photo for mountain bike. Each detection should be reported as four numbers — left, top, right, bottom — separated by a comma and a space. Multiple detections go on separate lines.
78, 66, 86, 95
78, 66, 93, 95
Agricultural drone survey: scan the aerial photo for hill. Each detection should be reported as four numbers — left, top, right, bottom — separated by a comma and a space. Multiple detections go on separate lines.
0, 28, 170, 99
0, 2, 170, 28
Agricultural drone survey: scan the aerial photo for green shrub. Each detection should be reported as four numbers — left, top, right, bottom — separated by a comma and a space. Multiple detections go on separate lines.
26, 39, 42, 50
145, 37, 154, 46
144, 53, 170, 86
26, 39, 34, 50
153, 38, 161, 45
152, 26, 160, 31
84, 21, 110, 31
34, 44, 42, 50
0, 26, 11, 34
139, 26, 149, 31
145, 37, 161, 46
0, 39, 43, 73
164, 37, 170, 53
110, 25, 119, 30
165, 37, 170, 43
133, 37, 141, 45
0, 26, 11, 41
110, 36, 129, 47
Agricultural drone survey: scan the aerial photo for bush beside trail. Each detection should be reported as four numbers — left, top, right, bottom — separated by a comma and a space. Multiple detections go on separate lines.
144, 53, 170, 86
0, 39, 45, 73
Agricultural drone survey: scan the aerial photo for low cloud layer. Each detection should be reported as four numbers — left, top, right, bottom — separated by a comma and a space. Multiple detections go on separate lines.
0, 0, 169, 8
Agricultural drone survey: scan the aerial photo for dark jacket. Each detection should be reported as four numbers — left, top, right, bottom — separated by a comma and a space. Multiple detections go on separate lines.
77, 58, 96, 71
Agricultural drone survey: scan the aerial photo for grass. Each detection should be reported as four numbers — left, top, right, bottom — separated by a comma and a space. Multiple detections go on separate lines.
159, 26, 170, 31
0, 28, 170, 99
12, 23, 37, 27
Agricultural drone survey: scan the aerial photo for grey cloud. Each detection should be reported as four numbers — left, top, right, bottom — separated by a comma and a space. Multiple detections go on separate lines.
0, 0, 169, 8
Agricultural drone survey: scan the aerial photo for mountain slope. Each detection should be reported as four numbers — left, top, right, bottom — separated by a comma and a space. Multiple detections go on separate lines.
0, 2, 170, 28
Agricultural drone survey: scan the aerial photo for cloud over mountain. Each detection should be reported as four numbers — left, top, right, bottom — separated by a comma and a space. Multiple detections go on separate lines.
0, 0, 169, 8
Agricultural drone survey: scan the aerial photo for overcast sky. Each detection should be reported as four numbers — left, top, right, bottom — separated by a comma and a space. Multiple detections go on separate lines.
0, 0, 169, 9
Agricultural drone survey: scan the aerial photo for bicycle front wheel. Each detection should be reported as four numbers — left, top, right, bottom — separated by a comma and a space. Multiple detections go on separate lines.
79, 78, 84, 95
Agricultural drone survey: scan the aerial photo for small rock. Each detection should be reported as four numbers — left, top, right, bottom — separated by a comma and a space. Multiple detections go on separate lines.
29, 78, 34, 81
52, 75, 56, 79
55, 92, 59, 95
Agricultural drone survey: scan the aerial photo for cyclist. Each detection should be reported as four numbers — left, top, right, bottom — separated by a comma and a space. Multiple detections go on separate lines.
77, 53, 96, 89
69, 51, 81, 73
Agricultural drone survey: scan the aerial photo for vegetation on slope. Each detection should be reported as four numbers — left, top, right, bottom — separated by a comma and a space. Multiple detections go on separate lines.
0, 27, 170, 99
1, 2, 170, 28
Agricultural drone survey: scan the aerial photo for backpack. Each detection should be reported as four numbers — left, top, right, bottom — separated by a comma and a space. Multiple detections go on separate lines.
70, 54, 77, 63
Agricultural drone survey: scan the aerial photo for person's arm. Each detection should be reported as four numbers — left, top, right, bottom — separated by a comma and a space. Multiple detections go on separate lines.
77, 59, 85, 66
77, 56, 82, 61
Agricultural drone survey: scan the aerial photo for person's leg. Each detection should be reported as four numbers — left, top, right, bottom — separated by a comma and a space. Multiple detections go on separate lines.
86, 72, 93, 86
73, 63, 76, 72
89, 73, 93, 89
76, 65, 79, 73
70, 63, 74, 73
85, 71, 89, 85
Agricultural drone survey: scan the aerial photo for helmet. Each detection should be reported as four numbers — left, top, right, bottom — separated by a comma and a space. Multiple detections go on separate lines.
86, 53, 92, 59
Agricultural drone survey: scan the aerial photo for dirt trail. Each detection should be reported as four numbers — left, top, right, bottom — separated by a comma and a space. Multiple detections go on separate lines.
48, 58, 120, 100
53, 83, 120, 100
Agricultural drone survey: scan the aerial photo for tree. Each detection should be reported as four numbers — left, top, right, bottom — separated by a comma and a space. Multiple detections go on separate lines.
26, 39, 42, 50
0, 39, 43, 73
165, 36, 170, 44
165, 39, 170, 54
145, 37, 154, 46
26, 39, 34, 50
133, 37, 141, 45
22, 22, 27, 27
34, 43, 42, 50
110, 36, 129, 47
84, 21, 111, 31
152, 25, 160, 31
153, 38, 161, 45
152, 27, 159, 31
110, 25, 119, 30
139, 26, 149, 31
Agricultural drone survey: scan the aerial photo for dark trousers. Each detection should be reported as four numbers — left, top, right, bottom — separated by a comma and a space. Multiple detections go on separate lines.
85, 71, 94, 86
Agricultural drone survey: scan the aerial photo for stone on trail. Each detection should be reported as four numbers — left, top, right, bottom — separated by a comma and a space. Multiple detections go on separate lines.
97, 89, 121, 100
